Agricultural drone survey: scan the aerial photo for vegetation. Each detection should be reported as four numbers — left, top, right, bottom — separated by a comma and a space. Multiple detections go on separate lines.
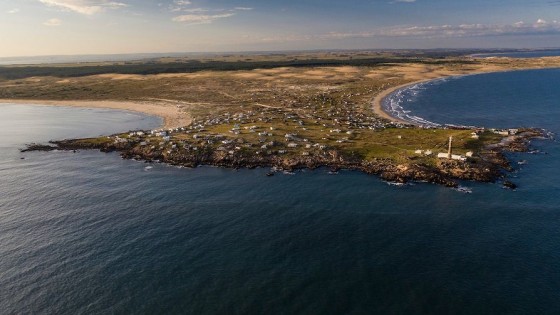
7, 50, 559, 184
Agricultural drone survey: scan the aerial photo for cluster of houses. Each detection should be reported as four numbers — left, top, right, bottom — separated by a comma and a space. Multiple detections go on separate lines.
120, 87, 520, 161
414, 136, 474, 162
117, 97, 402, 160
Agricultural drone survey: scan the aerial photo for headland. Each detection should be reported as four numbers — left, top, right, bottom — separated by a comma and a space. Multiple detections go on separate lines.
5, 50, 559, 188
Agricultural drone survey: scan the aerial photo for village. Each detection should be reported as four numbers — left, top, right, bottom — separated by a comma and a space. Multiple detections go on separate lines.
11, 53, 554, 187
103, 91, 528, 183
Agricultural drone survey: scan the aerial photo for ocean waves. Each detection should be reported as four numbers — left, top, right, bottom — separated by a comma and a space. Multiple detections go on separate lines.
382, 79, 447, 127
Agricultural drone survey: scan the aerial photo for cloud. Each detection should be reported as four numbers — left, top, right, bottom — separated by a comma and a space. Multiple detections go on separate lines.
171, 5, 252, 25
172, 13, 235, 25
168, 0, 192, 12
38, 0, 128, 15
181, 8, 209, 13
254, 19, 560, 43
385, 19, 560, 37
7, 8, 20, 14
44, 18, 62, 26
321, 19, 560, 39
392, 0, 416, 3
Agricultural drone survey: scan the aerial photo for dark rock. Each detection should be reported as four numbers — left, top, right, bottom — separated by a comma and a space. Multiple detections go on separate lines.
20, 143, 57, 152
503, 180, 517, 190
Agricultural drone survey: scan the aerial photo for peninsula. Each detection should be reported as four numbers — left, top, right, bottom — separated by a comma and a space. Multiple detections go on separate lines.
6, 50, 558, 188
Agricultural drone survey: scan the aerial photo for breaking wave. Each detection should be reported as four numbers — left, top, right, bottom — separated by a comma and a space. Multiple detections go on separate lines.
382, 76, 470, 128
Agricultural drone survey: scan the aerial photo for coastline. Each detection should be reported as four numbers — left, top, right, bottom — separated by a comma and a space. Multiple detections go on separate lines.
27, 126, 544, 189
373, 70, 520, 125
373, 65, 560, 125
16, 67, 557, 188
372, 78, 441, 125
0, 99, 191, 129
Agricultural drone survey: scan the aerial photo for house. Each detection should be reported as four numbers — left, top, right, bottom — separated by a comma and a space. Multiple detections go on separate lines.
492, 129, 509, 136
452, 154, 467, 161
438, 152, 466, 161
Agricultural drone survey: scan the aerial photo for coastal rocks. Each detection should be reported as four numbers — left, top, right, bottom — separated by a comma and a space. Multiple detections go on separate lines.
436, 159, 500, 183
496, 128, 547, 152
22, 126, 549, 190
503, 180, 517, 190
20, 143, 58, 152
375, 163, 458, 187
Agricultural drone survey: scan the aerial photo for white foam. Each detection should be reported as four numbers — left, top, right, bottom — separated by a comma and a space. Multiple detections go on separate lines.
382, 82, 442, 128
382, 76, 477, 128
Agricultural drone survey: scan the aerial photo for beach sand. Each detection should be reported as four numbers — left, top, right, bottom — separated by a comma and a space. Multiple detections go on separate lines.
370, 63, 541, 124
0, 99, 191, 129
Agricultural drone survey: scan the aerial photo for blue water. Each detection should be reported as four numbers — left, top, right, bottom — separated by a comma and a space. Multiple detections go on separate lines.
2, 66, 560, 315
473, 49, 560, 58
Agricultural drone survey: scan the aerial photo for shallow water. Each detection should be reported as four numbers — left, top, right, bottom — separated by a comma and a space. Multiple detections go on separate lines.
2, 70, 560, 315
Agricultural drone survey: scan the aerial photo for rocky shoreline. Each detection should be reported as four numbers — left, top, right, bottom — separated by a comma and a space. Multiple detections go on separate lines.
23, 128, 548, 189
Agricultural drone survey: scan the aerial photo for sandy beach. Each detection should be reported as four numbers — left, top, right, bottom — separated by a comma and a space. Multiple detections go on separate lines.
0, 99, 191, 129
369, 63, 545, 124
371, 79, 438, 125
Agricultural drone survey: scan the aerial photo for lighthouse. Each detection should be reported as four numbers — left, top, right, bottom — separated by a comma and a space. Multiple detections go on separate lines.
447, 136, 453, 159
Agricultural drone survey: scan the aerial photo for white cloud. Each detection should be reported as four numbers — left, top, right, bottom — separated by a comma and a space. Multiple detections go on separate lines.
384, 19, 560, 37
254, 19, 560, 43
38, 0, 128, 15
172, 13, 235, 25
181, 8, 209, 13
44, 18, 62, 26
392, 0, 416, 2
7, 8, 20, 14
168, 0, 192, 12
322, 19, 560, 39
171, 6, 252, 25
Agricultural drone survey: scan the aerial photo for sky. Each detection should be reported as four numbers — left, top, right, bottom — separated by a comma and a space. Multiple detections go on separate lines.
1, 0, 560, 57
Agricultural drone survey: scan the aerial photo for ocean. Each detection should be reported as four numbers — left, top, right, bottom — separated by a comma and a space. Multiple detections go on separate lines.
1, 68, 560, 314
472, 49, 560, 58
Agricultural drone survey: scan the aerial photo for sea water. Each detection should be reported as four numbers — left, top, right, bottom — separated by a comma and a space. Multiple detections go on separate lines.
473, 49, 560, 58
2, 67, 560, 315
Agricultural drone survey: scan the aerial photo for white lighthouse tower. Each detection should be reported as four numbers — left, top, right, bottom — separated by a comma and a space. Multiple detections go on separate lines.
447, 136, 453, 159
